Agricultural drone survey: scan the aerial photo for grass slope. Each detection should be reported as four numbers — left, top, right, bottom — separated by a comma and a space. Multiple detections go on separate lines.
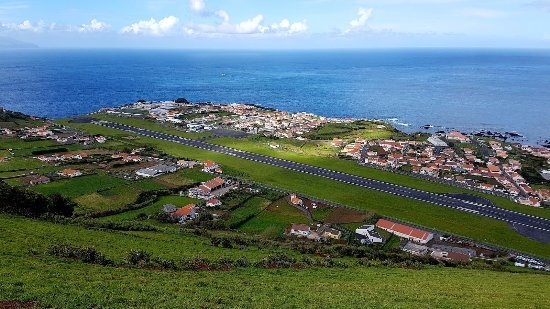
58, 121, 550, 257
0, 214, 549, 308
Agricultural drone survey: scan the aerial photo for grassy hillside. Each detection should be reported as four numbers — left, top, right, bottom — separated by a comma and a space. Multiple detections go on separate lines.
58, 120, 550, 258
1, 214, 549, 308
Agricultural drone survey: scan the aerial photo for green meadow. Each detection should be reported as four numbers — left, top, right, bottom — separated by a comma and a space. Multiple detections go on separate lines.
1, 214, 549, 308
58, 120, 550, 258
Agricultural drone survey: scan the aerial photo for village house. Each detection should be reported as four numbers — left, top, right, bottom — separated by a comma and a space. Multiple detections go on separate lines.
177, 160, 199, 168
202, 160, 219, 172
376, 219, 434, 244
402, 242, 431, 256
289, 193, 303, 206
136, 164, 177, 178
355, 225, 384, 244
25, 175, 51, 186
172, 204, 198, 223
289, 223, 311, 237
58, 169, 82, 178
189, 177, 227, 199
162, 204, 178, 214
431, 244, 476, 258
317, 225, 342, 240
331, 138, 344, 147
446, 131, 469, 143
206, 198, 222, 207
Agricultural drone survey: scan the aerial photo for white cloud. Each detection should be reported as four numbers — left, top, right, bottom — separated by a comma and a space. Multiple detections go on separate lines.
215, 10, 230, 23
121, 16, 179, 36
184, 14, 307, 36
189, 0, 205, 13
77, 19, 109, 33
3, 20, 50, 32
271, 19, 308, 34
183, 0, 306, 36
346, 8, 373, 33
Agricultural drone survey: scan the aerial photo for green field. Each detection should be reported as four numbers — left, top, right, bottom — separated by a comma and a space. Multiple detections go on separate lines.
154, 168, 211, 187
210, 137, 550, 219
1, 214, 549, 308
0, 157, 44, 172
304, 121, 396, 141
226, 196, 272, 228
99, 195, 200, 223
0, 137, 59, 150
58, 121, 550, 258
32, 174, 127, 198
239, 198, 311, 235
73, 180, 167, 215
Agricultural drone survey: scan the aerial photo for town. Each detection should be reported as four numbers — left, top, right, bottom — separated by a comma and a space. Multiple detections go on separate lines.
99, 99, 549, 208
1, 102, 549, 275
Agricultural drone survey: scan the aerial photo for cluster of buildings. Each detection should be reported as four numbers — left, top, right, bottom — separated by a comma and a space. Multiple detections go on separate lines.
376, 219, 475, 262
187, 176, 231, 202
162, 203, 199, 223
136, 164, 177, 178
288, 223, 343, 241
336, 130, 548, 207
57, 169, 83, 178
107, 100, 360, 140
218, 103, 335, 139
36, 152, 89, 162
1, 122, 107, 146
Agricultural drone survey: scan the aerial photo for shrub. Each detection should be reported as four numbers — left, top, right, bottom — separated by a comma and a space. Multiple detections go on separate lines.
47, 244, 112, 266
233, 257, 250, 268
125, 250, 151, 266
152, 257, 178, 270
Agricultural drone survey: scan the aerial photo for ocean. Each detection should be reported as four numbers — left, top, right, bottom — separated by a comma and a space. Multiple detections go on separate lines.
0, 48, 549, 144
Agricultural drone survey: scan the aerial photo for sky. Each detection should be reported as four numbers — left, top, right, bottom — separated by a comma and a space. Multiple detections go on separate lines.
0, 0, 550, 48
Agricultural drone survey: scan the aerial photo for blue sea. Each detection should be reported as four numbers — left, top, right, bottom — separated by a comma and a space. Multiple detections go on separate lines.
0, 49, 549, 144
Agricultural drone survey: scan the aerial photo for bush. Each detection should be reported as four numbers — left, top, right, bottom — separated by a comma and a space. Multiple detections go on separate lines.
47, 244, 112, 266
153, 257, 178, 270
0, 181, 74, 218
125, 250, 151, 266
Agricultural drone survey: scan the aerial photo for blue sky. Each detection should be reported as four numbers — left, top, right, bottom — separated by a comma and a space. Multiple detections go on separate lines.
1, 0, 550, 48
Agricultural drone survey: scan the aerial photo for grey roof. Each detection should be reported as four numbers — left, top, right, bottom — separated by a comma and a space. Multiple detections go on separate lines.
150, 164, 177, 173
163, 204, 178, 213
427, 136, 448, 147
431, 244, 477, 257
402, 242, 430, 255
137, 164, 176, 176
136, 168, 159, 176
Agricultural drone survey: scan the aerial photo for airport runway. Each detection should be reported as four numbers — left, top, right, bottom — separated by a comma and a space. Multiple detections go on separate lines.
97, 120, 550, 235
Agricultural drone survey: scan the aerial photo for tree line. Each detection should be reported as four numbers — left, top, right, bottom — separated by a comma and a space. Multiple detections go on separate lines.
0, 181, 75, 217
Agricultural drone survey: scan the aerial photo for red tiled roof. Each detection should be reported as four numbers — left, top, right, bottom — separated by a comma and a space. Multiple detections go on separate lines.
203, 177, 225, 190
207, 198, 221, 205
290, 223, 310, 232
173, 204, 196, 217
203, 160, 217, 168
376, 219, 432, 241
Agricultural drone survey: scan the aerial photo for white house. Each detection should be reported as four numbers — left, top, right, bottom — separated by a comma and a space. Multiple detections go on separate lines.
289, 223, 311, 237
355, 225, 384, 244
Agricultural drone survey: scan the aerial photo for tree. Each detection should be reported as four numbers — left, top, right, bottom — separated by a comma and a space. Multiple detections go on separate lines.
48, 194, 75, 217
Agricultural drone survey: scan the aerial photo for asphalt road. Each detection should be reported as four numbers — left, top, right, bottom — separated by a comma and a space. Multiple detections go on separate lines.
97, 120, 550, 235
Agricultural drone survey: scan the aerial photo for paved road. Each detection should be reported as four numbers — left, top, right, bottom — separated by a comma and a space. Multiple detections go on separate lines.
97, 120, 550, 234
